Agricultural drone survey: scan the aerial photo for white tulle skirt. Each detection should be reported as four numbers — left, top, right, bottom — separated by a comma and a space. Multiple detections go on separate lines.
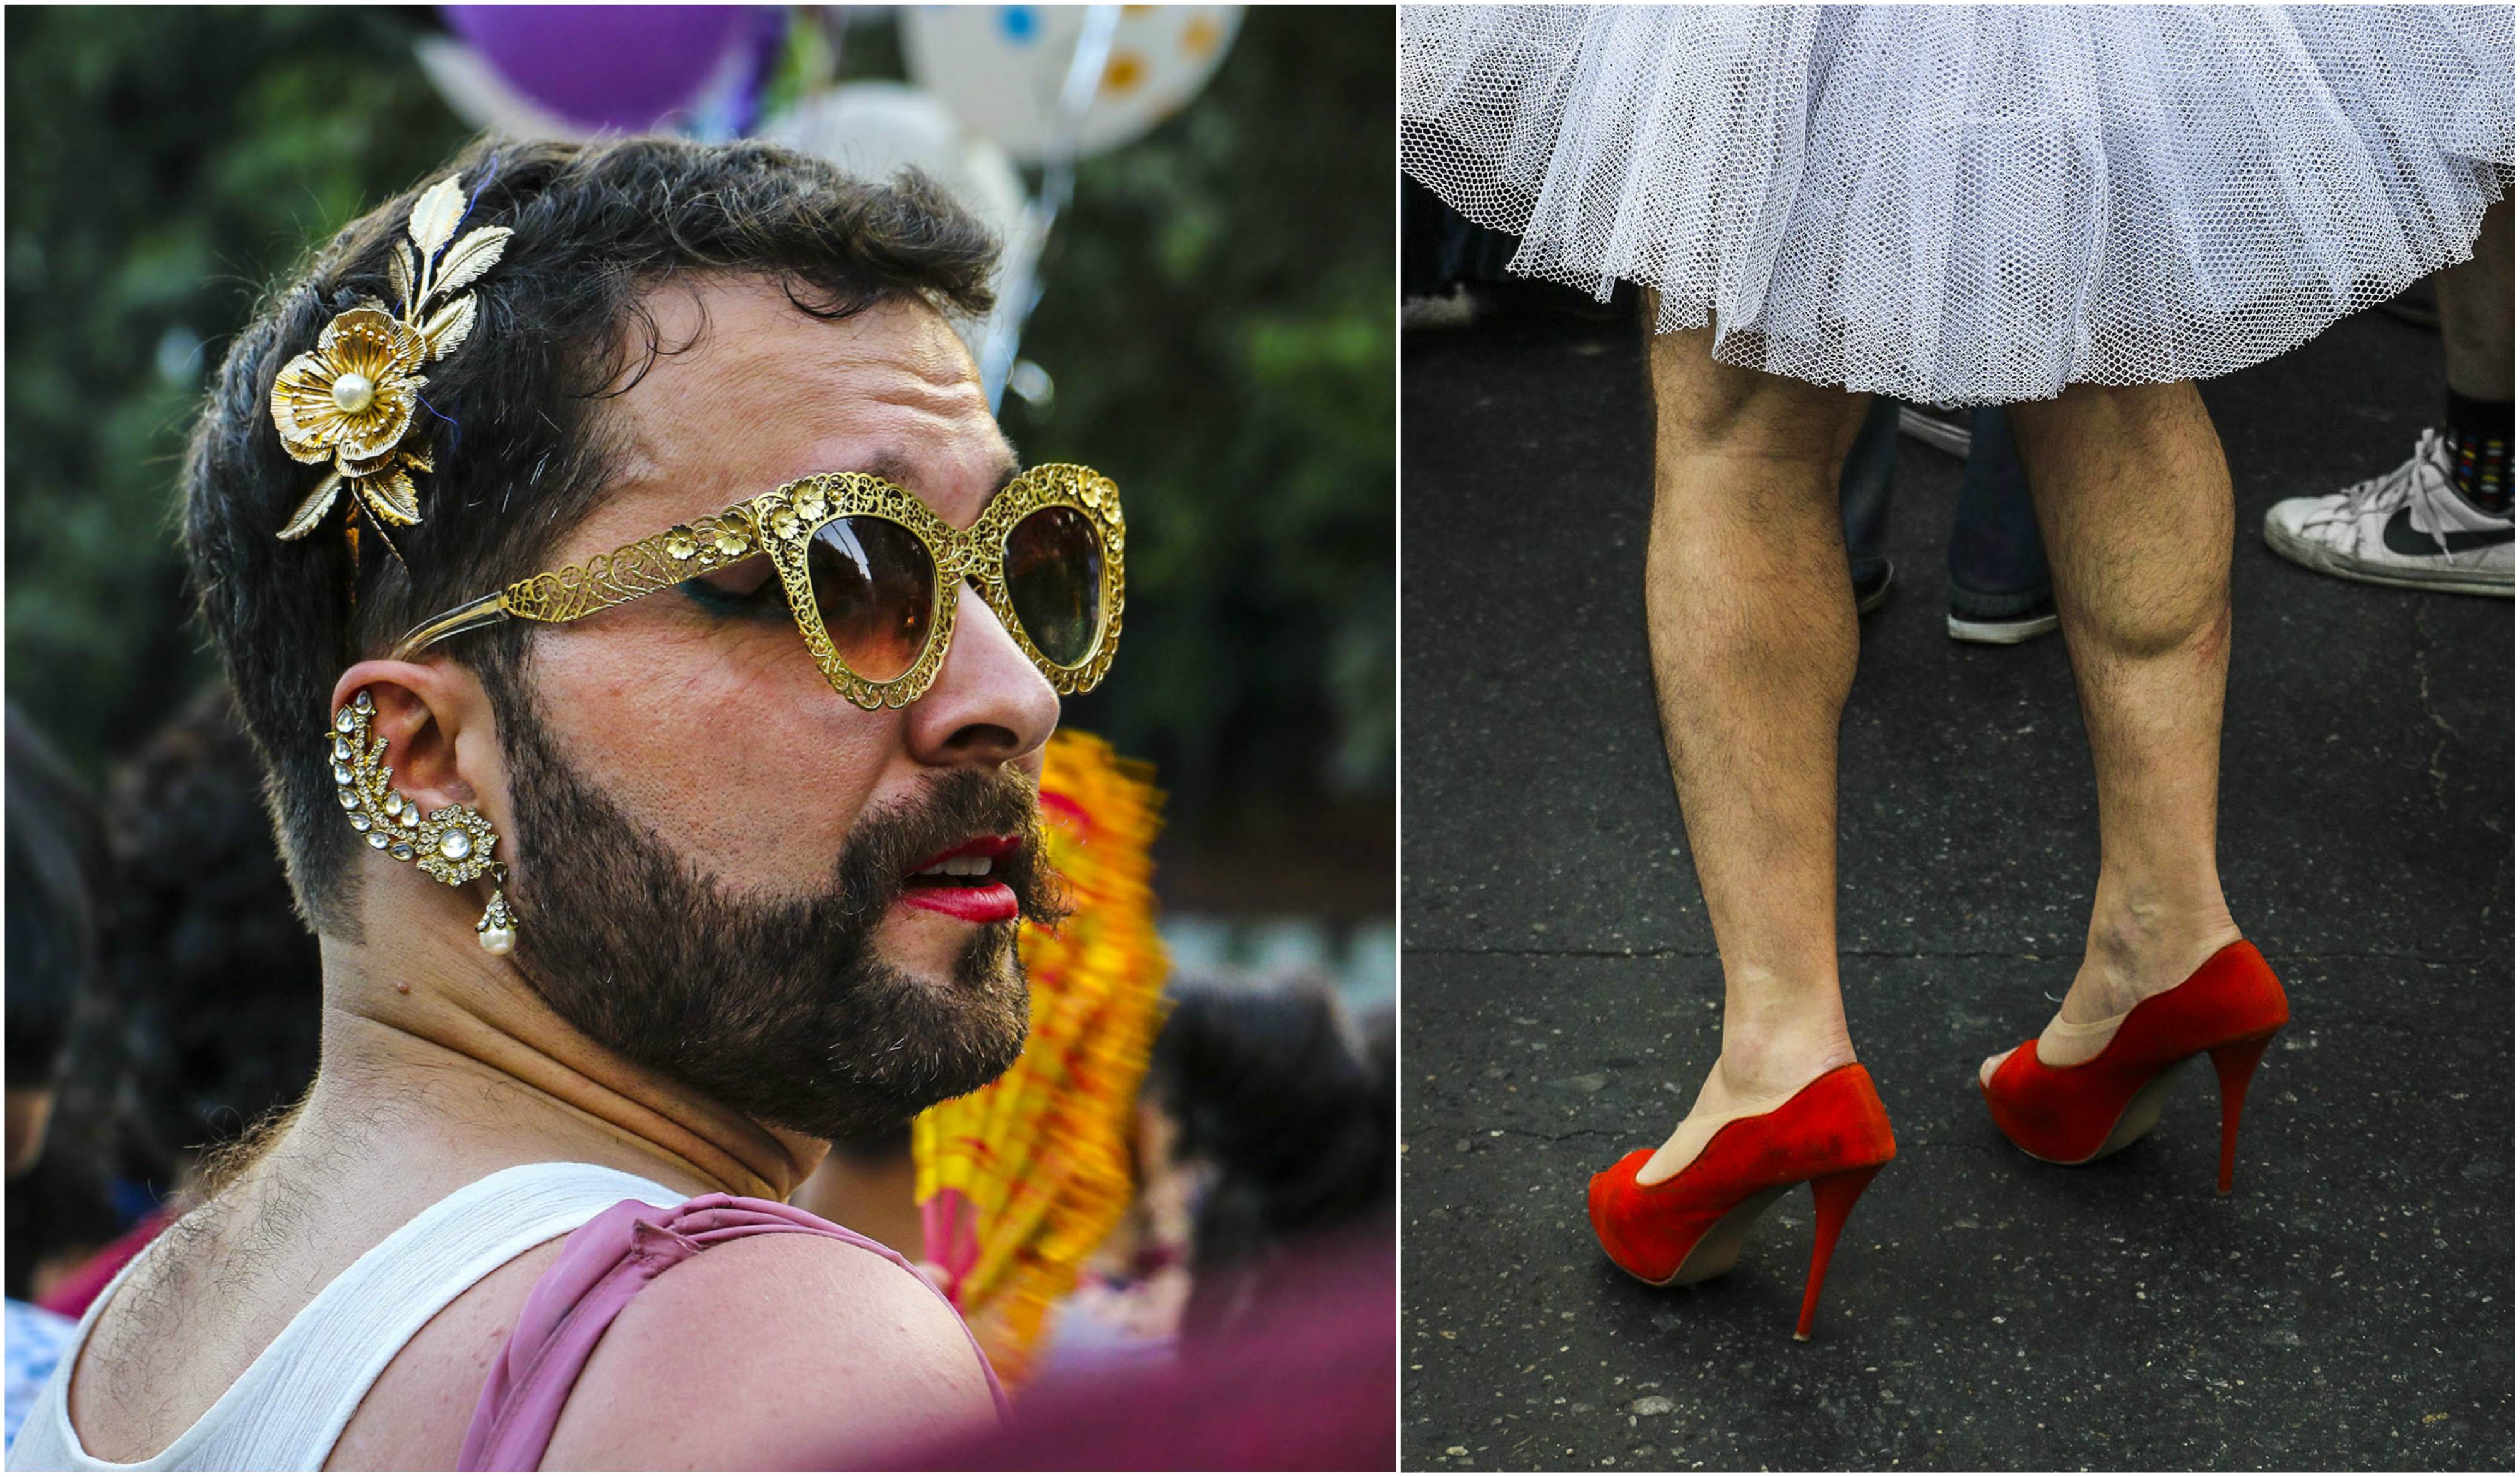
1402, 4, 2514, 404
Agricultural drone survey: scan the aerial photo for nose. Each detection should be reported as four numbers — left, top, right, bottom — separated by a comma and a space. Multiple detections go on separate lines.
903, 581, 1059, 767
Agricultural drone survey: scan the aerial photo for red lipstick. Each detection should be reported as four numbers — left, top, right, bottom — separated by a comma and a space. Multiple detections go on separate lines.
898, 834, 1022, 924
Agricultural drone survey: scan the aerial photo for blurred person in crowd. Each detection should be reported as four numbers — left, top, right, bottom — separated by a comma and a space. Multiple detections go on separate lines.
901, 978, 1394, 1468
16, 684, 330, 1331
20, 134, 1117, 1471
1143, 980, 1393, 1346
1033, 1103, 1199, 1373
1839, 402, 2059, 644
5, 998, 126, 1365
4, 1157, 126, 1312
2265, 198, 2514, 595
1402, 174, 1631, 331
105, 684, 326, 1195
6, 709, 110, 1450
1401, 175, 1522, 331
1041, 976, 1392, 1369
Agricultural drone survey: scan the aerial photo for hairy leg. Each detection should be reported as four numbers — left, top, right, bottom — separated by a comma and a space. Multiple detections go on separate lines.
1988, 380, 2242, 1079
1636, 313, 1872, 1183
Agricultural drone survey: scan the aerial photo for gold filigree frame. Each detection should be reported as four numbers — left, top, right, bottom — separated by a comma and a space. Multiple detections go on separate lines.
390, 464, 1124, 710
960, 463, 1125, 697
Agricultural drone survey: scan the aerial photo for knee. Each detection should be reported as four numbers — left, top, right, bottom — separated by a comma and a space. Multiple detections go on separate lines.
1646, 330, 1865, 464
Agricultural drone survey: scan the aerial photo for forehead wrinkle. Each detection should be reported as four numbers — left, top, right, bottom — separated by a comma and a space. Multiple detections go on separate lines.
584, 289, 1014, 539
614, 289, 975, 453
790, 336, 987, 430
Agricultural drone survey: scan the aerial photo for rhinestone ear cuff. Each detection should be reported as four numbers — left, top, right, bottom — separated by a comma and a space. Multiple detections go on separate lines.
330, 689, 516, 954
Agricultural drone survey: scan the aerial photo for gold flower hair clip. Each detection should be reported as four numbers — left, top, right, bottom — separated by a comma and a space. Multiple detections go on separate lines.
269, 171, 511, 543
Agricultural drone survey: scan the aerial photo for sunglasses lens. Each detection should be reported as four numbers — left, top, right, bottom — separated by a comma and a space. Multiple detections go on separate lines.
805, 516, 935, 683
1003, 506, 1105, 668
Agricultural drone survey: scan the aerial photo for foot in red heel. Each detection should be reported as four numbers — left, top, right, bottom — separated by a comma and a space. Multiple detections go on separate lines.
1978, 940, 2288, 1191
1587, 1064, 1895, 1341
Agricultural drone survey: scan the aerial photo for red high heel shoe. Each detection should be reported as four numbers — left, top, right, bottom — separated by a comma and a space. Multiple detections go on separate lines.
1586, 1064, 1896, 1341
1980, 940, 2288, 1194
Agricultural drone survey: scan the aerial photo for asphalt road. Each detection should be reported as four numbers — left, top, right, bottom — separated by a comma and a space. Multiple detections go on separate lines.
1399, 295, 2514, 1471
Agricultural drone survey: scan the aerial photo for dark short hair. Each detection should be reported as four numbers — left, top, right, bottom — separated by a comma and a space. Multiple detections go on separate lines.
184, 135, 999, 937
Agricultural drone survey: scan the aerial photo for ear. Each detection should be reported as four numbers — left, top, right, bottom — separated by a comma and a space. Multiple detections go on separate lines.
328, 659, 497, 817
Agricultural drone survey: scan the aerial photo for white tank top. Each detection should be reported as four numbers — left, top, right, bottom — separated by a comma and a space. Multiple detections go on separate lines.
8, 1161, 679, 1472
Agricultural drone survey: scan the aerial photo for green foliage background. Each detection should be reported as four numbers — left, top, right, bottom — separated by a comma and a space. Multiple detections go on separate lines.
4, 6, 1394, 879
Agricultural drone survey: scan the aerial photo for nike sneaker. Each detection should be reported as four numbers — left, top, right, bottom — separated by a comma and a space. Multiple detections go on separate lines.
2262, 429, 2514, 597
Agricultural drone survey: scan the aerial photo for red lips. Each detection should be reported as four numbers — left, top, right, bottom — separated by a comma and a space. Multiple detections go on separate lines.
904, 835, 1021, 874
898, 834, 1022, 924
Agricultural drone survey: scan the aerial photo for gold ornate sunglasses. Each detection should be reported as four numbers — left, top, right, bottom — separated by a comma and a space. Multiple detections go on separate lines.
393, 464, 1123, 708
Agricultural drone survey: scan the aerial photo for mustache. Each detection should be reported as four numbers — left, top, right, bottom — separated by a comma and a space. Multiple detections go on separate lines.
833, 766, 1071, 927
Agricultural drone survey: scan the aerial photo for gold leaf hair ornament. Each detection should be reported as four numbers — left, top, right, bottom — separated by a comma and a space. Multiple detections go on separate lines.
270, 170, 512, 545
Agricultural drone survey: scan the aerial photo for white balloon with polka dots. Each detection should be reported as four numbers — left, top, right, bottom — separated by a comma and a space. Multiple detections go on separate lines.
901, 4, 1242, 165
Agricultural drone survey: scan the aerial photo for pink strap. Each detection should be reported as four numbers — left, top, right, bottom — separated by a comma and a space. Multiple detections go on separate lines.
457, 1193, 1009, 1471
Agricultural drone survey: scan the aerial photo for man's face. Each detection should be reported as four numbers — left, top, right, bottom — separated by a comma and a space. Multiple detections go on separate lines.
486, 281, 1063, 1142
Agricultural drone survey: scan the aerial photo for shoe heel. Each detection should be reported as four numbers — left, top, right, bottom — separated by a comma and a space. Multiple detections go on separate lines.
1793, 1165, 1882, 1342
2207, 1032, 2277, 1195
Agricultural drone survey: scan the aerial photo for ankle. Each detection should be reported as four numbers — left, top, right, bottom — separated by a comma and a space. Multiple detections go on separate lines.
1710, 1019, 1858, 1105
1644, 1024, 1859, 1185
2067, 895, 2242, 1021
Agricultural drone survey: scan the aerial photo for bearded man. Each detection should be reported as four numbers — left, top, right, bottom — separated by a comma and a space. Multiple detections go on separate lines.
15, 135, 1127, 1469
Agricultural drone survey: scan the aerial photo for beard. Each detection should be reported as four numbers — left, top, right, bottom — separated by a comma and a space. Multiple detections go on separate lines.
489, 679, 1060, 1144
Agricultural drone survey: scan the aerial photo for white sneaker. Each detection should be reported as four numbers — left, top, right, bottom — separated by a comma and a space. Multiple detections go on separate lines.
1896, 406, 1971, 458
2262, 429, 2514, 597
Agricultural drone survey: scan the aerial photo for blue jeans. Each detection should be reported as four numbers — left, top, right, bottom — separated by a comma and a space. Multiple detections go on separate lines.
1840, 399, 2052, 616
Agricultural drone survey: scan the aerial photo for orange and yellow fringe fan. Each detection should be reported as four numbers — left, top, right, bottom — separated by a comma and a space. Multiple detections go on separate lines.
913, 729, 1168, 1386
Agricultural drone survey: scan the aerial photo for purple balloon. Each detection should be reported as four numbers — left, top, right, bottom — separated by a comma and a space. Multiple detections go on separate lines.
443, 6, 756, 132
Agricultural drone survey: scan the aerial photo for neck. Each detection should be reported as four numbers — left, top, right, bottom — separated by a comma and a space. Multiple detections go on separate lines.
301, 910, 822, 1204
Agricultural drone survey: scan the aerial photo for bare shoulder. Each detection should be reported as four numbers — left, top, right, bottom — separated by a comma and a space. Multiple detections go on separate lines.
538, 1230, 997, 1470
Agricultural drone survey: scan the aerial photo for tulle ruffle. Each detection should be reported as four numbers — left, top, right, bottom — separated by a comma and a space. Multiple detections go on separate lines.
1402, 4, 2514, 404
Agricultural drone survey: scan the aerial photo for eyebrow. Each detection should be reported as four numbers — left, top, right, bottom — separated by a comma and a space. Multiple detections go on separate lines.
863, 444, 1024, 499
